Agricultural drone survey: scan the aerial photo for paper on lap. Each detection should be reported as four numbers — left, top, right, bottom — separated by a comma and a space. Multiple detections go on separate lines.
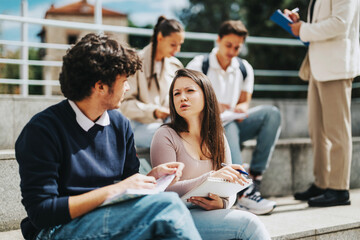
100, 174, 176, 206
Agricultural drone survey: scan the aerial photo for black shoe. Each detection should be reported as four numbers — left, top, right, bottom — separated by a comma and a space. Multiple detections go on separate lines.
294, 184, 326, 201
308, 189, 351, 207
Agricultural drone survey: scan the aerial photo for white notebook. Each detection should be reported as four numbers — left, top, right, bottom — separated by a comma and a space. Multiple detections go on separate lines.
181, 177, 252, 205
100, 174, 175, 207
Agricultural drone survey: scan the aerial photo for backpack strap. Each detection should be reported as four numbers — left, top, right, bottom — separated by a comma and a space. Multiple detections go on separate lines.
237, 57, 248, 80
201, 55, 248, 80
201, 55, 210, 75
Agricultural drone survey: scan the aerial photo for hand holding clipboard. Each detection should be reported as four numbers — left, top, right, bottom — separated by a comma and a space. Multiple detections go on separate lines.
270, 9, 309, 46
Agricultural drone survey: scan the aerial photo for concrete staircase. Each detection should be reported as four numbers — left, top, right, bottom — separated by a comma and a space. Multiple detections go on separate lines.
1, 138, 360, 239
259, 189, 360, 239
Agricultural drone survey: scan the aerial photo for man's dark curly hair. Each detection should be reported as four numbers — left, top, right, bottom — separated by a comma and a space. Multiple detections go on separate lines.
59, 33, 142, 101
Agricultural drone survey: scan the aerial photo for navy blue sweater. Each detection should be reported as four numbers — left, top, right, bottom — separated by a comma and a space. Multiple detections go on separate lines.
15, 100, 139, 239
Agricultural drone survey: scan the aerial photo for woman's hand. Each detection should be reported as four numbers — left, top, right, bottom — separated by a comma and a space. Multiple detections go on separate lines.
210, 164, 249, 185
154, 107, 170, 119
147, 162, 184, 185
187, 193, 224, 210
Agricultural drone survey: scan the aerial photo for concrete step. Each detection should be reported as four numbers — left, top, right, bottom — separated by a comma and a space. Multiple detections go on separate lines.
2, 140, 360, 237
0, 229, 22, 240
2, 189, 359, 240
258, 188, 360, 239
0, 150, 26, 233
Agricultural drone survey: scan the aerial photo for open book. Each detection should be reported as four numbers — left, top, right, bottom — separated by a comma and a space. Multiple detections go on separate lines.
100, 174, 175, 207
181, 177, 252, 206
270, 9, 309, 46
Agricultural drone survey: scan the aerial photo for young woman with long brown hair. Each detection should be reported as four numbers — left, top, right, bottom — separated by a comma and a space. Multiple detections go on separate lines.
151, 69, 270, 240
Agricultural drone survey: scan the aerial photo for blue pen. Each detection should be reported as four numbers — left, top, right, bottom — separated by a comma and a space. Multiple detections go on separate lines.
221, 163, 249, 176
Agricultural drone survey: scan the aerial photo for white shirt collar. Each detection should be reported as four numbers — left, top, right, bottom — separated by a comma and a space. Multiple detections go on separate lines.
68, 100, 110, 132
210, 47, 240, 72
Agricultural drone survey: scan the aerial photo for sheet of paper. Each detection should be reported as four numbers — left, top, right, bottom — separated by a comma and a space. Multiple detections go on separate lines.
100, 174, 176, 206
221, 110, 248, 126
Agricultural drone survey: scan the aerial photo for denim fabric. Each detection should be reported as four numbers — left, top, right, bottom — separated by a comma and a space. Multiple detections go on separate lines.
190, 208, 270, 240
131, 120, 163, 148
225, 105, 281, 174
36, 192, 201, 240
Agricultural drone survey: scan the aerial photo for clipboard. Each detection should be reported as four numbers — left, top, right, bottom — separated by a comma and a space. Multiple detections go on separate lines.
270, 9, 309, 46
181, 177, 252, 206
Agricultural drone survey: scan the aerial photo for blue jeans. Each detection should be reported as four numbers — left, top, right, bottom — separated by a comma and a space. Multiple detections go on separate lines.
191, 208, 270, 240
36, 192, 201, 240
131, 120, 163, 148
225, 105, 281, 174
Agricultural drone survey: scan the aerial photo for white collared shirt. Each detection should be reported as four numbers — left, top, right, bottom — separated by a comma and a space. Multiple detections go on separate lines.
68, 100, 110, 132
186, 47, 254, 110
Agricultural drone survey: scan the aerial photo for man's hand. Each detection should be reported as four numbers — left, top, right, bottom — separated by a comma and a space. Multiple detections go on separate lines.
218, 103, 230, 113
234, 104, 247, 114
69, 173, 158, 219
284, 9, 300, 22
283, 9, 302, 37
289, 21, 302, 37
154, 107, 170, 120
108, 173, 157, 198
234, 103, 248, 122
147, 162, 184, 185
187, 193, 224, 210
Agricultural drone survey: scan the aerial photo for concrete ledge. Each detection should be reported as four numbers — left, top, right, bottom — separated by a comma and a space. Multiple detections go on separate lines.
1, 96, 360, 149
242, 137, 360, 197
0, 150, 26, 232
2, 189, 360, 240
2, 138, 359, 233
259, 189, 360, 240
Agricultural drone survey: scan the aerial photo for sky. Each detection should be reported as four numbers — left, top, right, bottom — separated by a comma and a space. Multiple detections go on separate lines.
0, 0, 189, 43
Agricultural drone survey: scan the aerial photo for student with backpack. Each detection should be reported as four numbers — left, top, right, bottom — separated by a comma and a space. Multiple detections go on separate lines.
186, 20, 281, 215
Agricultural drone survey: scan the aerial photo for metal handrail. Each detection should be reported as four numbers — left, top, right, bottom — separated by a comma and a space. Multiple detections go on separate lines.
0, 8, 358, 96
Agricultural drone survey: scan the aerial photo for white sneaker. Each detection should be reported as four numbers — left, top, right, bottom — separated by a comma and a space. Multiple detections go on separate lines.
236, 180, 276, 215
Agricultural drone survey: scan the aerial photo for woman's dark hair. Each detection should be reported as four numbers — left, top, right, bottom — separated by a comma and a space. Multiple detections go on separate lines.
218, 20, 248, 39
149, 16, 183, 89
167, 69, 225, 170
59, 33, 142, 101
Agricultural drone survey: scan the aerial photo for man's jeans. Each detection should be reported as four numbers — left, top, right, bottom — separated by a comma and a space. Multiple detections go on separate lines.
225, 105, 281, 174
36, 192, 201, 240
131, 120, 163, 148
191, 208, 271, 240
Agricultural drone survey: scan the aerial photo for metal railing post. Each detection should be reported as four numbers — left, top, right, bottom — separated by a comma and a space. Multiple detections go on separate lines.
20, 0, 29, 96
95, 0, 103, 35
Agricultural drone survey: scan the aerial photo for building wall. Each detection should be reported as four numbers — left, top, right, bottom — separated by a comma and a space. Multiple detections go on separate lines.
43, 14, 128, 95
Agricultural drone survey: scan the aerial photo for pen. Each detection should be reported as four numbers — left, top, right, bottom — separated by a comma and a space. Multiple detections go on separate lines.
291, 7, 299, 13
221, 163, 249, 176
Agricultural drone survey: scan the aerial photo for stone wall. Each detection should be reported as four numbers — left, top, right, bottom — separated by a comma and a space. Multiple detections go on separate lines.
0, 95, 360, 149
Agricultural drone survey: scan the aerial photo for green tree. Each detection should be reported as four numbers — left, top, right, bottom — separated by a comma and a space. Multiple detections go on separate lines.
28, 48, 43, 95
178, 0, 243, 55
0, 48, 43, 95
128, 19, 152, 50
